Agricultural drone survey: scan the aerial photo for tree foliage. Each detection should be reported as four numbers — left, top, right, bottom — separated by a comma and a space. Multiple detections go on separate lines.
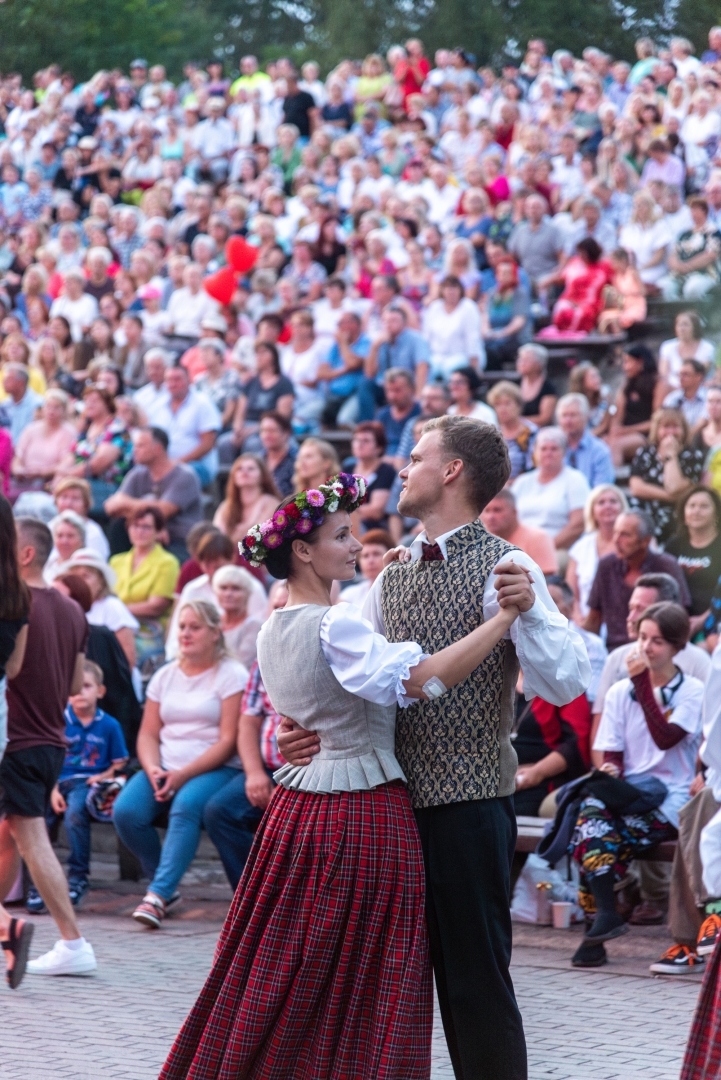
0, 0, 704, 81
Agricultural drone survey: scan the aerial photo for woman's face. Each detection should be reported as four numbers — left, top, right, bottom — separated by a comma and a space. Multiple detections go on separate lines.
441, 283, 463, 307
676, 314, 695, 341
493, 393, 520, 425
295, 511, 361, 583
296, 443, 327, 481
496, 262, 515, 289
129, 514, 159, 549
43, 397, 65, 426
358, 542, 386, 582
177, 608, 220, 661
234, 456, 262, 489
657, 418, 684, 444
54, 523, 84, 561
593, 490, 623, 529
707, 389, 721, 421
49, 317, 69, 343
622, 354, 644, 379
56, 488, 86, 516
638, 619, 677, 672
448, 372, 471, 403
691, 205, 708, 229
83, 391, 109, 422
685, 492, 717, 534
214, 580, 249, 617
536, 438, 564, 474
352, 430, 381, 462
6, 338, 25, 363
517, 350, 540, 378
584, 367, 602, 394
73, 565, 104, 600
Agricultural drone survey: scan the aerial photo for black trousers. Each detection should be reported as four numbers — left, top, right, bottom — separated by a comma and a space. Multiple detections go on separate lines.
414, 796, 527, 1080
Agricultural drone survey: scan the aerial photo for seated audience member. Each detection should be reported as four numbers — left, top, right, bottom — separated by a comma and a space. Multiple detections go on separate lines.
360, 305, 429, 421
512, 427, 590, 551
44, 510, 87, 584
547, 577, 607, 706
605, 344, 667, 467
347, 422, 396, 532
203, 582, 289, 890
659, 310, 715, 390
165, 532, 266, 660
422, 274, 484, 378
585, 511, 692, 651
665, 486, 721, 637
481, 488, 559, 574
480, 257, 532, 370
572, 603, 703, 969
43, 662, 128, 908
317, 311, 371, 427
698, 386, 721, 493
146, 365, 221, 488
597, 248, 646, 334
568, 362, 612, 436
52, 572, 143, 755
175, 522, 219, 595
62, 548, 140, 672
375, 368, 421, 457
113, 600, 247, 929
447, 367, 497, 425
133, 348, 172, 415
104, 426, 203, 563
52, 477, 110, 560
556, 393, 615, 488
507, 192, 564, 297
547, 238, 613, 334
628, 408, 705, 544
663, 359, 709, 431
567, 484, 628, 619
393, 382, 450, 472
257, 411, 296, 497
55, 384, 133, 507
10, 390, 76, 499
213, 453, 280, 545
0, 364, 44, 446
486, 380, 536, 480
110, 507, 180, 678
212, 565, 262, 669
219, 341, 295, 464
341, 529, 393, 606
661, 196, 721, 301
516, 344, 557, 427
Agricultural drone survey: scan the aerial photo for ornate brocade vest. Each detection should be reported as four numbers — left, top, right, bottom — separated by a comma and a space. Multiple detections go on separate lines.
381, 521, 520, 808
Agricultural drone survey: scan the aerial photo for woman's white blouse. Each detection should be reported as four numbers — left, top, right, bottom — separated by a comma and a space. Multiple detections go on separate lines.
318, 603, 426, 708
568, 531, 600, 618
422, 298, 482, 361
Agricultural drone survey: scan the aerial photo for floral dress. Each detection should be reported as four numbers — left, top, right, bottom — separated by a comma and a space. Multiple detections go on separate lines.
73, 417, 133, 489
629, 444, 704, 543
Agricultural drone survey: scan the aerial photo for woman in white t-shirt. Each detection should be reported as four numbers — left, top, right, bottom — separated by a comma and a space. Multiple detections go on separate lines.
567, 484, 628, 619
658, 310, 715, 390
570, 603, 703, 966
113, 600, 247, 929
511, 427, 590, 550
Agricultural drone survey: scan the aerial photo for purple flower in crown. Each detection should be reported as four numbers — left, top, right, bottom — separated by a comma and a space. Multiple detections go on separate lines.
295, 517, 313, 534
264, 532, 283, 548
306, 489, 325, 507
346, 482, 358, 500
259, 519, 274, 537
273, 509, 289, 529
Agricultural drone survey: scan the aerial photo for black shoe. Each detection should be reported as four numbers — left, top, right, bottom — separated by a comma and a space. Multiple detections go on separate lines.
572, 940, 608, 967
584, 910, 630, 943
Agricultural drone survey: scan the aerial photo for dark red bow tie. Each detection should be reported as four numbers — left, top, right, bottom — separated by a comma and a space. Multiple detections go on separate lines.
421, 541, 444, 563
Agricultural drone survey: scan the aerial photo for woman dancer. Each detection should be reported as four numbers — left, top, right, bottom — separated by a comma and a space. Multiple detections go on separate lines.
160, 473, 525, 1080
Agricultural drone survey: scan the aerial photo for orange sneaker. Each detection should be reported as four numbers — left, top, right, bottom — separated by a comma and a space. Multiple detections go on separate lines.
650, 944, 705, 975
697, 913, 721, 956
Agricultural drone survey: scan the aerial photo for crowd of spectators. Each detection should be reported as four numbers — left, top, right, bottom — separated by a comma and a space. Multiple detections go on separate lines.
5, 33, 721, 981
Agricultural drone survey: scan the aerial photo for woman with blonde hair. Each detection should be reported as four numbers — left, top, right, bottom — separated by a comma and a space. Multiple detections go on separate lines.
214, 453, 280, 544
113, 598, 247, 929
11, 388, 76, 497
566, 484, 628, 618
292, 436, 341, 491
629, 407, 705, 542
353, 54, 392, 119
619, 190, 669, 291
0, 333, 46, 399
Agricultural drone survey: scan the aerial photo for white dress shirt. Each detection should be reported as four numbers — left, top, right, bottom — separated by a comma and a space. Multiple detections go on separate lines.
362, 523, 591, 707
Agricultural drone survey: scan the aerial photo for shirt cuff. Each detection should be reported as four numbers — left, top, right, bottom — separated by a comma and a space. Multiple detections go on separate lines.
396, 652, 430, 709
518, 597, 550, 628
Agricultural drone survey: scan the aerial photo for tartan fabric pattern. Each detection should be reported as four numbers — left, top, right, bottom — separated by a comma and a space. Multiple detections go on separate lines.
241, 661, 284, 770
160, 781, 432, 1080
681, 936, 721, 1080
381, 521, 520, 808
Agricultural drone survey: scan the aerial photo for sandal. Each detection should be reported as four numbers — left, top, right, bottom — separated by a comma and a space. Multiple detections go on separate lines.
1, 917, 35, 989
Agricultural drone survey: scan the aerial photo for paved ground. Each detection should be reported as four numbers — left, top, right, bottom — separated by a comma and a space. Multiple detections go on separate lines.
0, 856, 704, 1080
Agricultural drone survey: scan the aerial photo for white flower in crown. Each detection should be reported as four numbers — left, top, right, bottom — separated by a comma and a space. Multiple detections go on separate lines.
249, 525, 262, 540
328, 499, 339, 513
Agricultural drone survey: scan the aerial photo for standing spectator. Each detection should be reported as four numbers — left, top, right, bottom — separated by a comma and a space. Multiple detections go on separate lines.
556, 392, 615, 487
281, 67, 318, 140
0, 517, 96, 977
605, 344, 666, 466
213, 454, 280, 545
512, 427, 590, 550
113, 601, 246, 929
105, 427, 202, 562
629, 408, 705, 544
517, 344, 557, 427
567, 485, 628, 619
481, 487, 559, 574
147, 366, 221, 487
585, 511, 691, 649
486, 380, 537, 480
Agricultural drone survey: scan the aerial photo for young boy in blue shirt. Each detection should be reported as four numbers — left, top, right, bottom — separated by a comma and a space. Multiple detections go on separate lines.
42, 661, 128, 908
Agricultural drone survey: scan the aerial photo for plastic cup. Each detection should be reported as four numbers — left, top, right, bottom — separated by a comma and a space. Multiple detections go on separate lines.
551, 901, 573, 929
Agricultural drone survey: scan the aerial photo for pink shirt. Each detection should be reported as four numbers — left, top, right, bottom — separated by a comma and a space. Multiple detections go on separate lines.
14, 420, 77, 476
0, 427, 11, 494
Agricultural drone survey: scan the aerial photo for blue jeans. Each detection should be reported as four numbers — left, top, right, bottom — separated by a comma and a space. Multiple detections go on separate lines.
203, 769, 274, 890
113, 767, 237, 901
47, 778, 93, 883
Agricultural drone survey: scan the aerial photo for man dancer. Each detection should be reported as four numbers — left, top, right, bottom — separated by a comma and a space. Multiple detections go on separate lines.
280, 417, 590, 1080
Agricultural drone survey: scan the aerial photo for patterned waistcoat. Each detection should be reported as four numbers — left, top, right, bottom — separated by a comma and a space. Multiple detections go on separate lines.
381, 521, 520, 809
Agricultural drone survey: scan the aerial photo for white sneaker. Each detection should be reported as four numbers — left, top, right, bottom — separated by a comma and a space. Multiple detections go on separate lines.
26, 938, 97, 976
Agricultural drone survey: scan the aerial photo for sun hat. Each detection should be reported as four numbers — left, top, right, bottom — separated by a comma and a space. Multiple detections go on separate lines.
61, 547, 117, 590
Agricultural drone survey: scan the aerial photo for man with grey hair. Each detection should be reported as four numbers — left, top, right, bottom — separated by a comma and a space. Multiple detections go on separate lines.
565, 196, 618, 255
584, 511, 691, 650
49, 267, 99, 341
0, 364, 43, 443
556, 391, 615, 486
134, 348, 171, 414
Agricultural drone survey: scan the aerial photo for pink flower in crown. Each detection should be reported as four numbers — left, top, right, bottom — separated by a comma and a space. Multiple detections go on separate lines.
306, 489, 325, 507
264, 532, 283, 548
273, 509, 289, 529
295, 517, 314, 534
259, 520, 274, 537
346, 483, 358, 500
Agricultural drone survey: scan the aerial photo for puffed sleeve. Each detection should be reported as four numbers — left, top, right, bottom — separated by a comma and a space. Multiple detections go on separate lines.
319, 603, 427, 708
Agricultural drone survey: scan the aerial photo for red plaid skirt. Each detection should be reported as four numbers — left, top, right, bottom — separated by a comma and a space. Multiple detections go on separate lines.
160, 781, 432, 1080
681, 938, 721, 1079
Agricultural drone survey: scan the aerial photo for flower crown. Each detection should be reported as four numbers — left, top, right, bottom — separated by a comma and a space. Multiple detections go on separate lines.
240, 473, 367, 567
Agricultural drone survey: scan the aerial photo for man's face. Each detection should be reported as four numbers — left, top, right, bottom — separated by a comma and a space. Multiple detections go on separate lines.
679, 364, 704, 394
384, 377, 413, 409
145, 357, 166, 386
420, 384, 448, 417
613, 514, 647, 561
165, 367, 188, 401
557, 403, 586, 441
259, 418, 285, 451
383, 310, 405, 339
398, 430, 448, 519
481, 496, 516, 538
626, 586, 660, 641
132, 430, 158, 466
337, 313, 359, 340
526, 197, 544, 224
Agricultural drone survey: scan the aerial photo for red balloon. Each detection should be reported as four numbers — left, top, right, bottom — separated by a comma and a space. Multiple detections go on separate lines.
204, 266, 236, 306
225, 236, 258, 274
